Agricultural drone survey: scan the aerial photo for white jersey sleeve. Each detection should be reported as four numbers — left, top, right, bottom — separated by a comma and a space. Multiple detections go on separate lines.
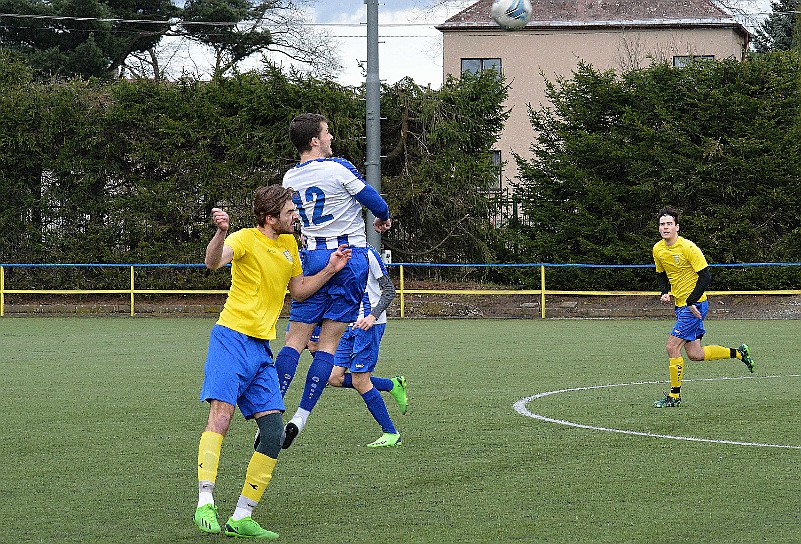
360, 245, 390, 324
282, 157, 368, 249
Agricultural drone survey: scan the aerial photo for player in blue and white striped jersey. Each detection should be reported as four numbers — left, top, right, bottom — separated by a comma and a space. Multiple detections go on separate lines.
276, 113, 392, 447
325, 244, 407, 447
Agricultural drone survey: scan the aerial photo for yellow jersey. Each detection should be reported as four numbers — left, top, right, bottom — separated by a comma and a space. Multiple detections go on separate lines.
652, 236, 708, 307
217, 229, 302, 339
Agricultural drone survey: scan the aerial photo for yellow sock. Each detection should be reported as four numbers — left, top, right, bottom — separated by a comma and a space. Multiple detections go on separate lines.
669, 356, 684, 396
241, 451, 277, 504
703, 345, 732, 361
198, 431, 224, 483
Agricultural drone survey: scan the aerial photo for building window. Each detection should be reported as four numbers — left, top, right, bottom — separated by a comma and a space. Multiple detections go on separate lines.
461, 58, 502, 75
490, 150, 502, 191
673, 55, 715, 67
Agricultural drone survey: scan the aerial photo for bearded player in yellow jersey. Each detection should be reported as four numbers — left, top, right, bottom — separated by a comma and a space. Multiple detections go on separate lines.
652, 207, 754, 408
193, 186, 351, 538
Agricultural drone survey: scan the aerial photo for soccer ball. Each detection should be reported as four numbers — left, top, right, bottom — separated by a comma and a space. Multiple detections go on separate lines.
491, 0, 532, 30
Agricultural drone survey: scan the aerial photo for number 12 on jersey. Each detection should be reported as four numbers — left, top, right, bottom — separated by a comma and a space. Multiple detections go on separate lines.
296, 186, 334, 227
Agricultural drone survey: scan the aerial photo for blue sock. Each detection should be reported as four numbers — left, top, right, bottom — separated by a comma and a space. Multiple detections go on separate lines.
362, 387, 396, 434
299, 351, 334, 412
341, 375, 392, 391
275, 346, 300, 397
371, 377, 393, 392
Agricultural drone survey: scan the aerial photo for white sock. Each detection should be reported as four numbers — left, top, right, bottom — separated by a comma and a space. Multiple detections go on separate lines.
231, 495, 257, 521
197, 481, 214, 508
290, 408, 310, 431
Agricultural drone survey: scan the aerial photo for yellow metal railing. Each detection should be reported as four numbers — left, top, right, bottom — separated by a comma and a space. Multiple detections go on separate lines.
0, 265, 228, 317
2, 263, 800, 318
394, 265, 801, 318
396, 264, 545, 318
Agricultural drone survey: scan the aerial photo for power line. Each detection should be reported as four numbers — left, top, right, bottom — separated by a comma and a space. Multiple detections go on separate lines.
0, 12, 446, 27
0, 22, 433, 39
0, 13, 232, 26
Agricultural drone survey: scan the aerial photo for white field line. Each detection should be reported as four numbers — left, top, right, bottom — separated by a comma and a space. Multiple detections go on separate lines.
513, 375, 801, 450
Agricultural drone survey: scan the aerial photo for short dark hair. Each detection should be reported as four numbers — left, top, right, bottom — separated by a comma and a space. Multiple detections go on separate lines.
657, 206, 679, 224
253, 185, 294, 227
289, 113, 327, 153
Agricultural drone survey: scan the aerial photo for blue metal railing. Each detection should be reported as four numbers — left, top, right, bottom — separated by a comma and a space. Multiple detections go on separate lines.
2, 262, 800, 318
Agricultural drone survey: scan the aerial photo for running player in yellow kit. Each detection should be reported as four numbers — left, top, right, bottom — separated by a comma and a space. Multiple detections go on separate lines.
652, 207, 754, 408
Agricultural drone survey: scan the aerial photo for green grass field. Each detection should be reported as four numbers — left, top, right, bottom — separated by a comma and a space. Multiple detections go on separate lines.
1, 317, 799, 543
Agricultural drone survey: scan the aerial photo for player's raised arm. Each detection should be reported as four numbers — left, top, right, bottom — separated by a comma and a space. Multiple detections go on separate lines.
353, 184, 391, 233
205, 208, 234, 270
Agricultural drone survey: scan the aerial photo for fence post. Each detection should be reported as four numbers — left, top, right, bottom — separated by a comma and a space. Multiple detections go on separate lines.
399, 265, 405, 318
130, 266, 135, 316
1, 265, 4, 317
540, 265, 546, 319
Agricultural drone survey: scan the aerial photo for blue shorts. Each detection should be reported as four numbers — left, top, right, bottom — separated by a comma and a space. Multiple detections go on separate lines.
671, 301, 708, 341
290, 246, 369, 324
334, 323, 386, 373
200, 325, 284, 418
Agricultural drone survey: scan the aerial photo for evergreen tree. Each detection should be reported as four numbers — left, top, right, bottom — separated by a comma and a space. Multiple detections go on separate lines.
0, 0, 177, 79
380, 70, 510, 266
512, 54, 801, 289
0, 0, 339, 81
0, 65, 510, 281
753, 0, 800, 52
182, 0, 273, 80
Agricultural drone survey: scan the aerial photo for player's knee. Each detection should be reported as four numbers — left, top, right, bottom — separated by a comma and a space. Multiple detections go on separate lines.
254, 412, 284, 458
206, 403, 234, 435
351, 372, 372, 392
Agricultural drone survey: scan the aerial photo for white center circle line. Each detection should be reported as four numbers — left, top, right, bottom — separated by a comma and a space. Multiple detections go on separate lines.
513, 375, 801, 450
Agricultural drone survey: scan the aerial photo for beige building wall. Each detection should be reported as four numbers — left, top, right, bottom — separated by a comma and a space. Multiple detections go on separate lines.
442, 27, 748, 186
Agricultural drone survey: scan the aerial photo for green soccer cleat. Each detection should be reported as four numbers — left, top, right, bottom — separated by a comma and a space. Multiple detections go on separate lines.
367, 432, 402, 448
389, 376, 408, 415
193, 503, 220, 534
224, 516, 279, 539
737, 344, 755, 373
653, 392, 681, 408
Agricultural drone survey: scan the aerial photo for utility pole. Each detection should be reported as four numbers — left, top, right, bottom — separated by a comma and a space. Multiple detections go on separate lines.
364, 0, 382, 253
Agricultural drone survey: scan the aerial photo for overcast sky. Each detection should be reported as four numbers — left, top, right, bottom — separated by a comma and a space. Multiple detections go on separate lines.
260, 0, 476, 88
167, 0, 773, 88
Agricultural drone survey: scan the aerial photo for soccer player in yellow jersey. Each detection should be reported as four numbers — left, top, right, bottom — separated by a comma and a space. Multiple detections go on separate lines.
193, 185, 351, 538
652, 206, 754, 408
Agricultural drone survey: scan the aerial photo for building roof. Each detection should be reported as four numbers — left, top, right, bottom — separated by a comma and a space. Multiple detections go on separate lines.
436, 0, 747, 32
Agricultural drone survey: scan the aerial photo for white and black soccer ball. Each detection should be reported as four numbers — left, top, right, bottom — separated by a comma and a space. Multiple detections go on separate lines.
491, 0, 532, 31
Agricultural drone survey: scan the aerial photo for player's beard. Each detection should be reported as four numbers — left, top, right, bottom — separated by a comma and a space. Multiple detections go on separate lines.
277, 218, 297, 235
320, 140, 333, 158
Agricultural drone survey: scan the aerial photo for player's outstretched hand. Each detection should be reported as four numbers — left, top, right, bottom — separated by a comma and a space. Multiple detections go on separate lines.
211, 207, 230, 232
328, 244, 352, 272
373, 217, 392, 233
